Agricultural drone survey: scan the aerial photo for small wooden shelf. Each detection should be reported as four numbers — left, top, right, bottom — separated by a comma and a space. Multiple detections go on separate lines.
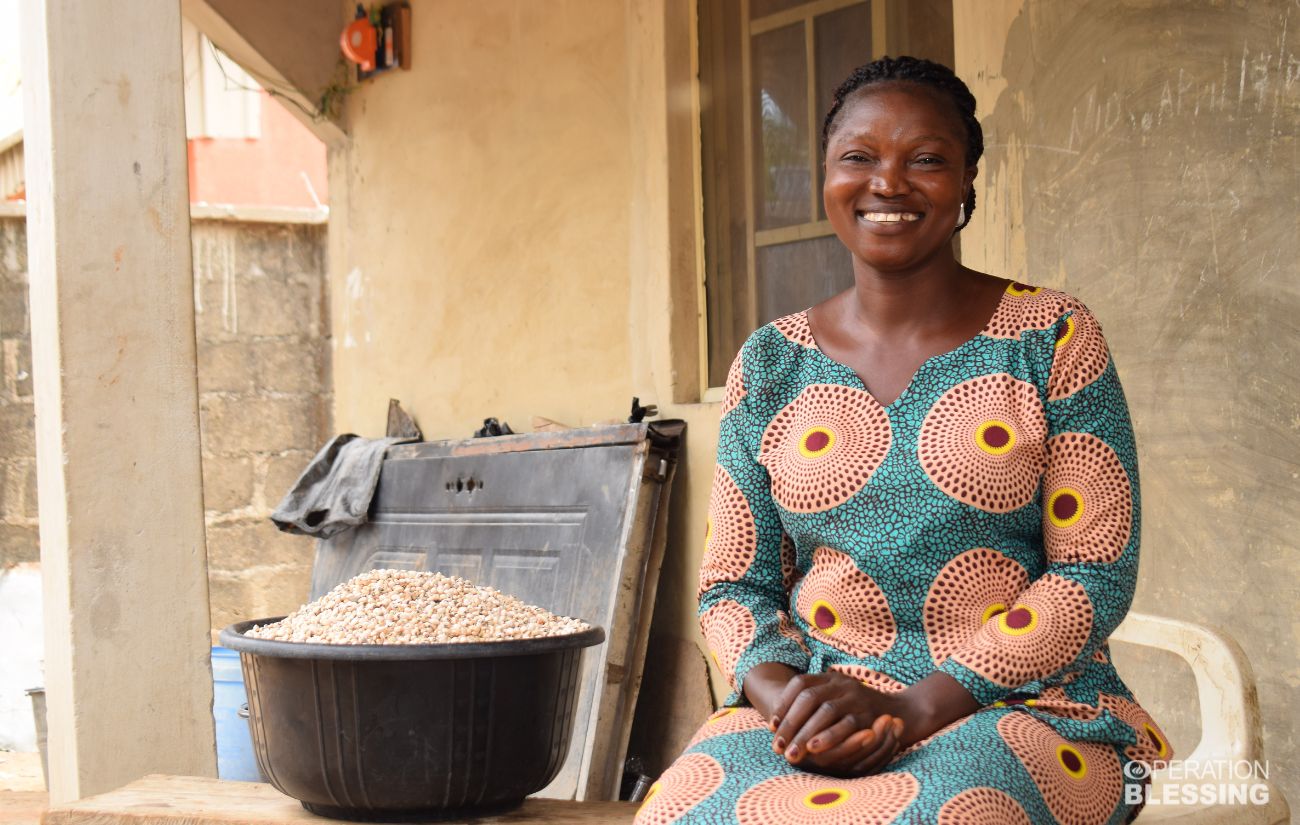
43, 775, 636, 825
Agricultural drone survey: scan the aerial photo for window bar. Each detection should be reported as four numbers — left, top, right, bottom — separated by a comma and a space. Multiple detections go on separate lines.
690, 0, 713, 403
871, 0, 887, 59
750, 0, 866, 36
805, 18, 820, 225
740, 0, 759, 334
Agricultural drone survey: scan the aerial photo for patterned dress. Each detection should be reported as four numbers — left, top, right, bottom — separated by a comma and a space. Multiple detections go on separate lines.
636, 283, 1173, 825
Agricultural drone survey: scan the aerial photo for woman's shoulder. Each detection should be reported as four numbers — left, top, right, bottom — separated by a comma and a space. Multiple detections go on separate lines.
984, 280, 1103, 342
721, 311, 820, 414
732, 310, 820, 370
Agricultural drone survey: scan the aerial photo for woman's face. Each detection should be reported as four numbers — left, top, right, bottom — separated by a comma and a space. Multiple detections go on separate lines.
822, 83, 977, 274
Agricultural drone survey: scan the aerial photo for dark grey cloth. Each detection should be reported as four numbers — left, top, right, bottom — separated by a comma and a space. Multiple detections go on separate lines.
270, 434, 415, 538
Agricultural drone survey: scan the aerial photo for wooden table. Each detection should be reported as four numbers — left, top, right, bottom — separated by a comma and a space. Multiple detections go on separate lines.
42, 776, 637, 825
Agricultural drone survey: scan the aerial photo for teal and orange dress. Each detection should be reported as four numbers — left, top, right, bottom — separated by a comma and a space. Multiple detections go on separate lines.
636, 284, 1173, 825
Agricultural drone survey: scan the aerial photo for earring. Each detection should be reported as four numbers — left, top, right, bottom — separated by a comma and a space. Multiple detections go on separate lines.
957, 202, 966, 227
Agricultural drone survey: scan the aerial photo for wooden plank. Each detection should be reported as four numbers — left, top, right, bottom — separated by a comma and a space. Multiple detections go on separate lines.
42, 776, 637, 825
754, 219, 836, 247
384, 424, 651, 461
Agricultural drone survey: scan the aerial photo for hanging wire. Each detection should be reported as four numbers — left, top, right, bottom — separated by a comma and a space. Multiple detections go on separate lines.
204, 37, 344, 123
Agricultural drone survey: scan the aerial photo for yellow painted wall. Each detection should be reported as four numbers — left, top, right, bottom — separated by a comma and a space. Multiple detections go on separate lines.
328, 0, 717, 660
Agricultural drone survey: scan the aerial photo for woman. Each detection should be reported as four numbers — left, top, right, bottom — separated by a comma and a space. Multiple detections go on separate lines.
636, 57, 1172, 824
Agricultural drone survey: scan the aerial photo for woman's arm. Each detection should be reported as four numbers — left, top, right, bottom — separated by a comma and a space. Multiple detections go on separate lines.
936, 303, 1141, 704
698, 342, 811, 703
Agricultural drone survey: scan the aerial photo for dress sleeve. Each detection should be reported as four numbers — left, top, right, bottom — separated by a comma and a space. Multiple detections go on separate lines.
937, 304, 1141, 705
698, 345, 811, 706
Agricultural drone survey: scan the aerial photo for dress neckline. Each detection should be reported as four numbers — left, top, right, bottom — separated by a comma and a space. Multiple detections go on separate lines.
800, 286, 1012, 410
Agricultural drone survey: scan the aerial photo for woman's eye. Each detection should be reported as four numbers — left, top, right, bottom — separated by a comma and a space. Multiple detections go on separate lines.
843, 152, 872, 163
914, 156, 943, 165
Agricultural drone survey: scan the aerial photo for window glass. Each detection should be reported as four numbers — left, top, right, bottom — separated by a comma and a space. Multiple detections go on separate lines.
815, 4, 873, 216
756, 235, 854, 323
752, 24, 810, 231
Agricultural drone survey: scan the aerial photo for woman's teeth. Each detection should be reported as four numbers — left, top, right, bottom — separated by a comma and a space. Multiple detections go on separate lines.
860, 212, 922, 223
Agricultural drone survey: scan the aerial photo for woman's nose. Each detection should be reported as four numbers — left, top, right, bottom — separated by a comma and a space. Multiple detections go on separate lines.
869, 161, 908, 196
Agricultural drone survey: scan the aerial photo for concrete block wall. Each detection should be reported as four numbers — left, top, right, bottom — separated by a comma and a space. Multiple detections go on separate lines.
0, 215, 331, 632
0, 219, 37, 567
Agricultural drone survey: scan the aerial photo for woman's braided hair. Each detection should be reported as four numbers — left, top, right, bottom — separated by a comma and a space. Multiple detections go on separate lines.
821, 55, 983, 232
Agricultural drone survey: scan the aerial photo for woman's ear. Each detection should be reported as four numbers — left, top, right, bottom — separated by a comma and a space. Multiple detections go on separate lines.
963, 164, 978, 193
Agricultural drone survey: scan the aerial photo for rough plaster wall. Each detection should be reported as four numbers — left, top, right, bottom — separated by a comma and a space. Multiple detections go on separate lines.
957, 0, 1298, 806
325, 4, 737, 756
328, 0, 636, 438
0, 217, 330, 635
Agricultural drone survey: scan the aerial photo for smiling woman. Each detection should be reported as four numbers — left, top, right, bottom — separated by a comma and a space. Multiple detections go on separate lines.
637, 57, 1172, 825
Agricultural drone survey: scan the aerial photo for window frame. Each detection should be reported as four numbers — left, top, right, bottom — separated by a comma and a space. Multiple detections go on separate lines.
697, 0, 887, 399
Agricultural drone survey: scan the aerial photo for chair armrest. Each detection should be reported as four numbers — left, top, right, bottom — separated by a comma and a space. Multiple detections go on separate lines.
1110, 611, 1263, 764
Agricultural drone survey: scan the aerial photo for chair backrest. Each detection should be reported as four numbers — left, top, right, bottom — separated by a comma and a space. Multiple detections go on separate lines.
1110, 611, 1263, 765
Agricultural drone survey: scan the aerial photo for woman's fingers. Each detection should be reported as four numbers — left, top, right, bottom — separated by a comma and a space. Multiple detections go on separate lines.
772, 678, 837, 756
769, 673, 826, 732
811, 725, 877, 767
803, 714, 863, 755
851, 718, 902, 775
778, 698, 844, 761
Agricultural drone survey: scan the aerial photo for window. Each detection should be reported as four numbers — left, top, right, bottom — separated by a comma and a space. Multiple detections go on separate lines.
698, 0, 953, 390
181, 19, 262, 140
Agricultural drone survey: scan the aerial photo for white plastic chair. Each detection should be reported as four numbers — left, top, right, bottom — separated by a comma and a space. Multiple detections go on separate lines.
1111, 612, 1289, 823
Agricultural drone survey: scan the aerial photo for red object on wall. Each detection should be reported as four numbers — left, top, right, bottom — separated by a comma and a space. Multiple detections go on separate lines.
340, 18, 378, 72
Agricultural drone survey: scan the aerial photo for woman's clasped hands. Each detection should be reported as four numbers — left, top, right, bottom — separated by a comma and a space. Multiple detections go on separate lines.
766, 671, 908, 777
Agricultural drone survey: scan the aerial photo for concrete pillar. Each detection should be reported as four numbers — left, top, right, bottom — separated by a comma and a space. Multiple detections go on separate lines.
21, 0, 216, 802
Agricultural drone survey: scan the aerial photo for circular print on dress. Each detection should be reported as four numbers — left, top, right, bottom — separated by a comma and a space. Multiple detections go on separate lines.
1043, 432, 1132, 564
698, 464, 758, 594
794, 546, 896, 657
983, 283, 1082, 340
918, 373, 1047, 513
700, 599, 756, 689
772, 311, 818, 348
735, 770, 918, 824
949, 574, 1093, 687
827, 663, 907, 694
686, 707, 769, 749
759, 384, 892, 513
776, 610, 810, 655
937, 786, 1032, 825
635, 752, 725, 825
1048, 308, 1109, 401
923, 547, 1030, 666
996, 712, 1123, 825
1098, 692, 1174, 768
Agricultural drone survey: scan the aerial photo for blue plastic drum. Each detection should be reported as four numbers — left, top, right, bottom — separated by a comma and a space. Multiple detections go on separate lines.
211, 646, 263, 781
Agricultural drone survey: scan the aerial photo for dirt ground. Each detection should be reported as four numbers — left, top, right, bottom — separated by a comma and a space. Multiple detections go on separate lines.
0, 751, 45, 825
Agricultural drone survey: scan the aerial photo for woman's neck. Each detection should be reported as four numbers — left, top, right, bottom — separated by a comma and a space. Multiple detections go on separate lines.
844, 254, 978, 336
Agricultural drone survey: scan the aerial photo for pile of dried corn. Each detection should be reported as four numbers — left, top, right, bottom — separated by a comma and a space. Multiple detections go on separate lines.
244, 569, 589, 644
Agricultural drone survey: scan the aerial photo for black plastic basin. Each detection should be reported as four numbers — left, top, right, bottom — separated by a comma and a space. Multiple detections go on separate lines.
219, 617, 604, 821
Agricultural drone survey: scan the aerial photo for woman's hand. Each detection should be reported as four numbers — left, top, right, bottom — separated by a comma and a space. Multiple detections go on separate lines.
770, 670, 982, 775
769, 671, 905, 775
